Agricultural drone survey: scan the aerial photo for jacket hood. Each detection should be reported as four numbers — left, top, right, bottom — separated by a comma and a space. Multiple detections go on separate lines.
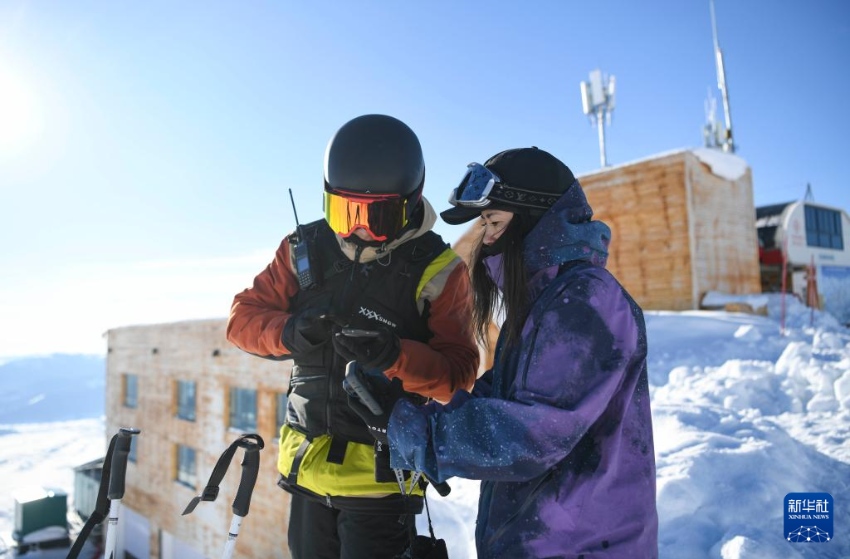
335, 196, 438, 263
522, 179, 610, 274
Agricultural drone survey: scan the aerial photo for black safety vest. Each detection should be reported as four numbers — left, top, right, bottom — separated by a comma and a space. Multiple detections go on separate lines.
286, 220, 448, 444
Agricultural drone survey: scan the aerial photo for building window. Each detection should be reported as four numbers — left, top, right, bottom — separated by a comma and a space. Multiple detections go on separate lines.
176, 380, 197, 422
128, 435, 138, 463
805, 205, 844, 250
757, 225, 778, 250
123, 374, 138, 408
229, 387, 257, 431
275, 392, 289, 437
176, 444, 197, 489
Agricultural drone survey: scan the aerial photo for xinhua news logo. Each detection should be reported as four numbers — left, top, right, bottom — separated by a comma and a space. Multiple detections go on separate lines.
785, 492, 833, 544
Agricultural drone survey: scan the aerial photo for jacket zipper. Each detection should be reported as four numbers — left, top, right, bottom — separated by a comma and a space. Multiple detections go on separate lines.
484, 469, 555, 547
519, 326, 540, 390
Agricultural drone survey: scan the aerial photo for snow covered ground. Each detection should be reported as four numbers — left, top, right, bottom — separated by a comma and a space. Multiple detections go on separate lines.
1, 294, 848, 558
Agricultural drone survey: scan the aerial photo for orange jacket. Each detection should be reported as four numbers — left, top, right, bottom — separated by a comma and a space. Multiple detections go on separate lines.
226, 227, 479, 402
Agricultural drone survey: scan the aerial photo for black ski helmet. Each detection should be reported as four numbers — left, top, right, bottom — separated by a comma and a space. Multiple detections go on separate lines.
324, 114, 425, 242
324, 114, 425, 197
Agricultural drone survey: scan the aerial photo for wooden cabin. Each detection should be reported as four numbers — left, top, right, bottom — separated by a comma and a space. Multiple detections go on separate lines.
454, 148, 762, 313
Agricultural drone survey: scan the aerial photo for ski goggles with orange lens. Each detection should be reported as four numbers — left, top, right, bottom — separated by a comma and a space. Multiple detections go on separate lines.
448, 163, 500, 208
323, 190, 410, 242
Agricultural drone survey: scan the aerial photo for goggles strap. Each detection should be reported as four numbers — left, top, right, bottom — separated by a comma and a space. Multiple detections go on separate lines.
451, 162, 563, 211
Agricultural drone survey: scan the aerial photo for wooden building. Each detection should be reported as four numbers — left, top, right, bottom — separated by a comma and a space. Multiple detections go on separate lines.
454, 148, 762, 311
580, 148, 761, 309
105, 319, 292, 559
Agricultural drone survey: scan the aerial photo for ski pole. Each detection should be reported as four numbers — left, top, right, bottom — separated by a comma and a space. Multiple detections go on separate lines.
66, 427, 140, 559
104, 427, 140, 559
221, 436, 263, 559
182, 433, 265, 559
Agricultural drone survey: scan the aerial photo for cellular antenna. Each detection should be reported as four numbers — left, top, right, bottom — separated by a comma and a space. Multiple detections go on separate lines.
703, 87, 723, 149
709, 0, 735, 153
580, 69, 616, 168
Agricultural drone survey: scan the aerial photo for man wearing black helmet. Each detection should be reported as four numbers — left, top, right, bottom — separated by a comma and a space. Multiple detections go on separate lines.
226, 114, 479, 559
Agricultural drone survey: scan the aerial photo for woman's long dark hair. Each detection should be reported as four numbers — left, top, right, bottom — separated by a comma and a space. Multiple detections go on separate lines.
470, 213, 531, 352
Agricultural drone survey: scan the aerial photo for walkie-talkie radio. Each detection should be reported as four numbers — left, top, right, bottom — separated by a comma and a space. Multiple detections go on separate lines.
289, 188, 321, 290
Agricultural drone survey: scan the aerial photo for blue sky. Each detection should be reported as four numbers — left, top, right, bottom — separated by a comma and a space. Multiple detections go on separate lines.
1, 1, 848, 358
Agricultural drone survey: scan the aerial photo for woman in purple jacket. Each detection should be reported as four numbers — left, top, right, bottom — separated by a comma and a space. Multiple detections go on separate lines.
348, 147, 658, 558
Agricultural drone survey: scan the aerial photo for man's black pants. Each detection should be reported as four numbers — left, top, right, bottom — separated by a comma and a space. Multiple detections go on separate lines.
288, 493, 416, 559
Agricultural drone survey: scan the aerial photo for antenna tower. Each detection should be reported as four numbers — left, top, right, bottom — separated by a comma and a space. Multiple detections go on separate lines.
708, 0, 735, 153
804, 183, 815, 202
703, 88, 721, 149
580, 69, 616, 167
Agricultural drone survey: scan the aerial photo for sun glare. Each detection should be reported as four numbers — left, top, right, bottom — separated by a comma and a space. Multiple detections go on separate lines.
0, 65, 42, 156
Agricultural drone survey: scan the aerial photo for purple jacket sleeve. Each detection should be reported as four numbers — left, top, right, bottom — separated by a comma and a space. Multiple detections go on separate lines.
388, 269, 640, 484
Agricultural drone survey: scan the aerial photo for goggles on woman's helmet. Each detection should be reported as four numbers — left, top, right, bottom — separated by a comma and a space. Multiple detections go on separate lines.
323, 190, 410, 242
448, 163, 500, 208
442, 148, 574, 225
446, 162, 563, 212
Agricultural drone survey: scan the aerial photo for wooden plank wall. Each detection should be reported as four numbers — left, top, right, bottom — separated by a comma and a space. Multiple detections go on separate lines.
579, 152, 695, 310
686, 155, 764, 300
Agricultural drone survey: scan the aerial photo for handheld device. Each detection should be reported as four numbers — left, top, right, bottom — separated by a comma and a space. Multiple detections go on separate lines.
343, 362, 453, 497
289, 188, 320, 290
343, 361, 385, 415
341, 328, 381, 338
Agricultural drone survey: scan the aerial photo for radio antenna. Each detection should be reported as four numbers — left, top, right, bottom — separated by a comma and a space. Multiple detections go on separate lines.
710, 0, 735, 153
288, 188, 302, 227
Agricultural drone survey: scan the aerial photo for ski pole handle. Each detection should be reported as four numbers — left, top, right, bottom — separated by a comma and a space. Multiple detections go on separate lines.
231, 436, 263, 517
108, 427, 140, 500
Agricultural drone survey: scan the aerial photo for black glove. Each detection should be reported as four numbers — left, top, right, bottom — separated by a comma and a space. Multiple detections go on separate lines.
333, 327, 401, 370
281, 308, 334, 357
346, 375, 406, 444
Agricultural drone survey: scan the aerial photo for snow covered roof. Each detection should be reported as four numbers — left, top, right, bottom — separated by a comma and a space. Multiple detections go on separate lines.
755, 202, 792, 227
577, 147, 750, 182
691, 148, 749, 181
